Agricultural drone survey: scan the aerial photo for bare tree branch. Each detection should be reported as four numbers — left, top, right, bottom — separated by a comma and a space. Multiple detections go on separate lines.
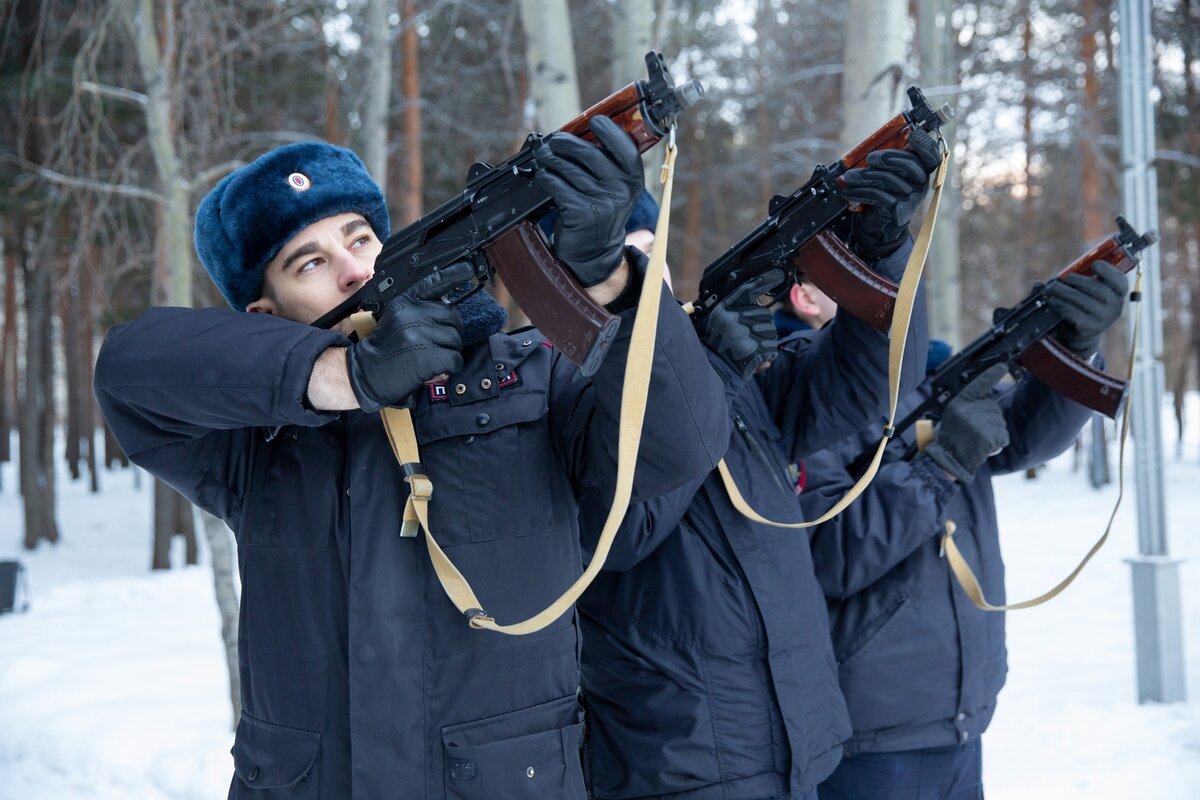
79, 80, 148, 106
25, 162, 164, 203
187, 159, 245, 192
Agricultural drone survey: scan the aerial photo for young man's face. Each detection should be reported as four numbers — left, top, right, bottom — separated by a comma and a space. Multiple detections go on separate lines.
247, 212, 383, 336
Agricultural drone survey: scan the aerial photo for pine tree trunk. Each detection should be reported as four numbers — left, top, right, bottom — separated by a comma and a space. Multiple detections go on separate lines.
1021, 0, 1038, 290
1080, 0, 1108, 246
62, 272, 82, 482
400, 0, 422, 223
19, 215, 60, 549
82, 254, 99, 492
0, 227, 15, 469
678, 172, 703, 301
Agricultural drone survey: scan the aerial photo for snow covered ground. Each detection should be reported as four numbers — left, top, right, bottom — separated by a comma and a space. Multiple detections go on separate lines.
1, 397, 1198, 799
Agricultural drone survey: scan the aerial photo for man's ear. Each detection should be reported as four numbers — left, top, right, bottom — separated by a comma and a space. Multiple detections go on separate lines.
245, 296, 276, 315
788, 282, 821, 317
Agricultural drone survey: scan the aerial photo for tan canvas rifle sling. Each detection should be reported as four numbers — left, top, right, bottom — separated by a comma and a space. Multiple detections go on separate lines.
716, 144, 950, 529
932, 271, 1145, 611
351, 135, 681, 635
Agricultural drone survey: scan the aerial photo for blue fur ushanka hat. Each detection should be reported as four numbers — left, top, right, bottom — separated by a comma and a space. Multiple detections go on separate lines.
195, 141, 390, 310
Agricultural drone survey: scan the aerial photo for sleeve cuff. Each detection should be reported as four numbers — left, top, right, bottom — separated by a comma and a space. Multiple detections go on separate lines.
604, 246, 650, 315
911, 452, 960, 502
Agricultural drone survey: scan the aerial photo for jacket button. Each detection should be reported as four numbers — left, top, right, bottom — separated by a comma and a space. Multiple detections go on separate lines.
495, 363, 506, 373
476, 413, 490, 427
463, 435, 475, 444
247, 766, 260, 782
521, 339, 533, 346
480, 378, 493, 390
455, 383, 467, 395
956, 712, 966, 722
960, 730, 969, 742
526, 767, 536, 778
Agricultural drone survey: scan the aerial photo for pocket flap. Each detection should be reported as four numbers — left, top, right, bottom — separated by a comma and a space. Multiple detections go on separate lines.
442, 695, 586, 799
415, 387, 547, 444
446, 721, 582, 781
231, 713, 320, 789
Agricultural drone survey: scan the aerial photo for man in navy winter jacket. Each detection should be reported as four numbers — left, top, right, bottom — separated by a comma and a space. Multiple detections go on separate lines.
794, 262, 1128, 799
94, 122, 730, 799
576, 133, 943, 800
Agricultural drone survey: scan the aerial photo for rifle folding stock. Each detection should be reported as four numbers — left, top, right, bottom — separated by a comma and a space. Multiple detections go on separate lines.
690, 86, 953, 332
313, 52, 704, 376
897, 217, 1157, 437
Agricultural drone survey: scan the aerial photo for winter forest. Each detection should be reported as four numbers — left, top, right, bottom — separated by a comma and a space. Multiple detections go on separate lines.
0, 0, 1198, 797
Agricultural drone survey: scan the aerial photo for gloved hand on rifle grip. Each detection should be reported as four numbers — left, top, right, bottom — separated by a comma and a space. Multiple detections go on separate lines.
700, 271, 782, 380
345, 265, 469, 414
924, 363, 1010, 483
842, 127, 942, 260
1044, 259, 1128, 358
533, 115, 644, 287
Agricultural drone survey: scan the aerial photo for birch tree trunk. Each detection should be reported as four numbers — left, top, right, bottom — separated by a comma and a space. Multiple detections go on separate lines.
614, 0, 653, 90
127, 0, 197, 567
839, 0, 907, 151
362, 0, 393, 187
202, 509, 242, 728
517, 0, 581, 130
918, 0, 962, 348
615, 0, 663, 202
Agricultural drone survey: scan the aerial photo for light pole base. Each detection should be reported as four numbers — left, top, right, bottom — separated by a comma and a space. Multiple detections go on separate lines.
1125, 555, 1188, 703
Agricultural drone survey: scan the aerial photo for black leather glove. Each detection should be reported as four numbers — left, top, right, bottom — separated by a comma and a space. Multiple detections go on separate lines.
700, 271, 782, 380
842, 127, 942, 260
345, 265, 469, 413
925, 363, 1010, 483
1044, 260, 1128, 358
533, 115, 643, 287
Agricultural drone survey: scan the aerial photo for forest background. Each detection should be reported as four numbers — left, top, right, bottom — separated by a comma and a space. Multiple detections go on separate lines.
0, 0, 1197, 728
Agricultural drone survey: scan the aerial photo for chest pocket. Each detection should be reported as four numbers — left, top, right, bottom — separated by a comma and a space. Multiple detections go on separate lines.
242, 426, 344, 552
414, 388, 569, 546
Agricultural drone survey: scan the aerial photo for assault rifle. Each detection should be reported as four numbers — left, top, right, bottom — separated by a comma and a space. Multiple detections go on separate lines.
897, 217, 1157, 440
312, 52, 704, 376
688, 86, 953, 332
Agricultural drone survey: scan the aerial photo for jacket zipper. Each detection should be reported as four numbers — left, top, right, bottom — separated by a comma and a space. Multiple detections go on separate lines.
732, 413, 793, 497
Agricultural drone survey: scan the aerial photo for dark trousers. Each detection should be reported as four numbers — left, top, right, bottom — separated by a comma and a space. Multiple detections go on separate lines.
818, 738, 983, 800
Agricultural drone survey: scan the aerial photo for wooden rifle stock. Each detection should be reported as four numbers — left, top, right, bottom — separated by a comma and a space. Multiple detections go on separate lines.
561, 83, 661, 153
1011, 217, 1154, 418
904, 218, 1156, 446
315, 53, 701, 376
690, 86, 950, 333
840, 113, 915, 171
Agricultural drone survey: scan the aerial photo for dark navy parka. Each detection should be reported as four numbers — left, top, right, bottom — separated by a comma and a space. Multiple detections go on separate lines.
576, 239, 928, 800
93, 274, 730, 800
799, 370, 1095, 757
